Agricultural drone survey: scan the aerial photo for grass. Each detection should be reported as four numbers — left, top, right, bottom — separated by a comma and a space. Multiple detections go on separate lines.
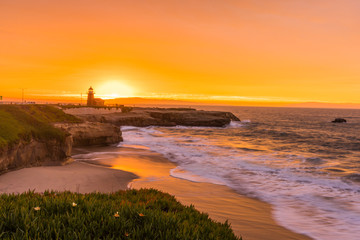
0, 105, 82, 148
0, 189, 241, 240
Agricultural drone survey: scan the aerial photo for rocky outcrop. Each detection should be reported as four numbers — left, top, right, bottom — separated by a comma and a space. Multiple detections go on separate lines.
0, 137, 72, 173
0, 106, 239, 174
70, 108, 240, 127
0, 105, 124, 174
0, 122, 122, 174
54, 122, 122, 147
148, 111, 239, 127
332, 118, 347, 123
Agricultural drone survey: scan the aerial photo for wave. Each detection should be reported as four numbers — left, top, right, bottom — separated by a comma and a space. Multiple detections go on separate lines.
119, 126, 360, 240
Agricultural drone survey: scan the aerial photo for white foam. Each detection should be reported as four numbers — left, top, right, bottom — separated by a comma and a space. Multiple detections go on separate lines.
226, 121, 245, 128
170, 166, 225, 185
241, 119, 251, 123
121, 126, 141, 131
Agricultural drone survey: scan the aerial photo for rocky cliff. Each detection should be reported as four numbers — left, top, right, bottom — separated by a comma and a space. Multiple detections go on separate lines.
0, 105, 123, 174
0, 137, 72, 174
0, 105, 239, 174
68, 108, 240, 127
54, 122, 122, 147
0, 121, 122, 174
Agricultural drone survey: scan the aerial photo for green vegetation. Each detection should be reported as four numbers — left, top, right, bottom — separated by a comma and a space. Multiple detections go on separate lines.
0, 105, 82, 148
0, 189, 240, 240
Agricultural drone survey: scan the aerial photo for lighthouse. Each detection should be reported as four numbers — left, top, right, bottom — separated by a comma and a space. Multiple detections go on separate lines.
86, 86, 105, 106
87, 86, 95, 106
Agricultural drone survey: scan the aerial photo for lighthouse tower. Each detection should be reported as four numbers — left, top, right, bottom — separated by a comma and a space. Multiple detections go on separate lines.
87, 86, 95, 106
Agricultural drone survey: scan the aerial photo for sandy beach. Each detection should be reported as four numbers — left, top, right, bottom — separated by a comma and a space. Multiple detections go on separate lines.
0, 145, 312, 240
0, 160, 137, 194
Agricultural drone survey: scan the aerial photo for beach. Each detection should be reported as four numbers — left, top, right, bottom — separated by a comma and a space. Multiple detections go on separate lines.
0, 160, 137, 194
0, 145, 311, 240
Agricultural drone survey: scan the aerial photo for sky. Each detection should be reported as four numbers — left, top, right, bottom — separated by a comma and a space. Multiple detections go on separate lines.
1, 0, 360, 105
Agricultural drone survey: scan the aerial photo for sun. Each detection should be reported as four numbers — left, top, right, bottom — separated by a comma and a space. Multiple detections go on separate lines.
96, 81, 134, 99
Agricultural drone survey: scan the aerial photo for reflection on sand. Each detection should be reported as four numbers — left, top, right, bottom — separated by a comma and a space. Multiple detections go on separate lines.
74, 145, 311, 240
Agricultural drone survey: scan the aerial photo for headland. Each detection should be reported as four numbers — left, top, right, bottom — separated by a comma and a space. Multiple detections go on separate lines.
0, 104, 312, 239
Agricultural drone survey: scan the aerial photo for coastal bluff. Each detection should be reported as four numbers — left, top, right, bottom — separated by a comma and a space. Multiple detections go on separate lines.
0, 105, 122, 173
0, 137, 72, 174
64, 107, 240, 127
54, 122, 122, 147
0, 105, 77, 173
0, 105, 239, 173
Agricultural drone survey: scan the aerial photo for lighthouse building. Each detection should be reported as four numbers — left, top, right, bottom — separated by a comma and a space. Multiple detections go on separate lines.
87, 87, 105, 106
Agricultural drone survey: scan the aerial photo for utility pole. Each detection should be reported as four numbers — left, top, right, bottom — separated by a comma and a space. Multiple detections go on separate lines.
20, 88, 28, 104
80, 92, 87, 105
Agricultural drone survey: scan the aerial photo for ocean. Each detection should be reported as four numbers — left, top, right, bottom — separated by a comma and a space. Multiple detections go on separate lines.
119, 106, 360, 240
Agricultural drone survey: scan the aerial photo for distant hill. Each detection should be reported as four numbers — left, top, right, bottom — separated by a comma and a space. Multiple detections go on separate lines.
105, 98, 360, 109
105, 97, 210, 106
286, 102, 360, 109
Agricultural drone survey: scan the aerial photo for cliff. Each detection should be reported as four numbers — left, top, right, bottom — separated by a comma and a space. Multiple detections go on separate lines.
0, 105, 239, 174
0, 105, 80, 173
0, 105, 124, 173
54, 122, 122, 147
67, 107, 240, 127
0, 137, 72, 173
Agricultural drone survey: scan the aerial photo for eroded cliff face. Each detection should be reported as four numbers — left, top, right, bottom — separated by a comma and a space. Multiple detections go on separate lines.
0, 105, 125, 174
54, 122, 122, 147
0, 121, 122, 174
0, 106, 238, 174
0, 136, 72, 173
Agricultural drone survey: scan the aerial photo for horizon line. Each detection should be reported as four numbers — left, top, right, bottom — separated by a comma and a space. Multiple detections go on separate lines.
2, 95, 360, 109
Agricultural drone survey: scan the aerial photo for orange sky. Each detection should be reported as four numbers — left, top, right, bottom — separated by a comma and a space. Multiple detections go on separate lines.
1, 0, 360, 105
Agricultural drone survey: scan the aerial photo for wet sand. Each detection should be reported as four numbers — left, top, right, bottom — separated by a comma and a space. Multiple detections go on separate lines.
80, 146, 312, 240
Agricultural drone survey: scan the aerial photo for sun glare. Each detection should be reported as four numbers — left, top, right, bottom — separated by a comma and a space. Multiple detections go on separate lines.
96, 81, 134, 99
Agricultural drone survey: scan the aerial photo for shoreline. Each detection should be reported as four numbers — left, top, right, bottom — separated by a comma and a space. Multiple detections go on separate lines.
74, 145, 312, 240
0, 145, 312, 239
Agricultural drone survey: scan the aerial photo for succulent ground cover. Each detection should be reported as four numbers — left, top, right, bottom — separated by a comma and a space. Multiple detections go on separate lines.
0, 189, 241, 240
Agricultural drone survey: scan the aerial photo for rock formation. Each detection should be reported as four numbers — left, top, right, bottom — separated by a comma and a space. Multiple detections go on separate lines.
54, 122, 122, 147
0, 105, 240, 174
332, 118, 347, 123
0, 137, 72, 174
68, 108, 240, 127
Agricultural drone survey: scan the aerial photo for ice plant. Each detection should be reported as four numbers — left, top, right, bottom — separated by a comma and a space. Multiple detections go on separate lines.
0, 189, 240, 239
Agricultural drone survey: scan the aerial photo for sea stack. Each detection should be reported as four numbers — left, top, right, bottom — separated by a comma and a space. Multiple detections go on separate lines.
332, 118, 347, 123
